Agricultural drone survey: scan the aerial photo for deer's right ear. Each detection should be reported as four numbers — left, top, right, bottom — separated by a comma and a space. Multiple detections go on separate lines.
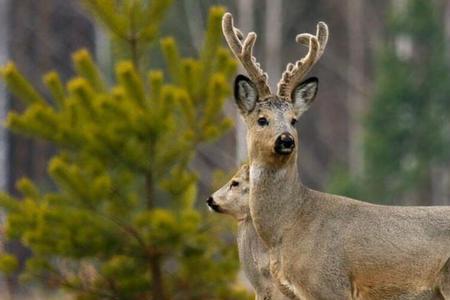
234, 75, 258, 114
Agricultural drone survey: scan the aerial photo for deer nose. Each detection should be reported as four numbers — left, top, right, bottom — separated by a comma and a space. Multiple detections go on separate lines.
274, 132, 295, 155
206, 196, 221, 212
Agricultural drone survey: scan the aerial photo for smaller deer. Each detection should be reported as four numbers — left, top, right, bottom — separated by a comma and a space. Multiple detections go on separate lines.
207, 164, 296, 300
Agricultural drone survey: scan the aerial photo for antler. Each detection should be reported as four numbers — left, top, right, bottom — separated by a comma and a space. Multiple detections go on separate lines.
277, 22, 329, 99
296, 22, 329, 64
222, 13, 272, 99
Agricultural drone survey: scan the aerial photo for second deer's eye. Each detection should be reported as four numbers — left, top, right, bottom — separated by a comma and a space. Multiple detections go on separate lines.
230, 180, 239, 188
257, 117, 269, 126
291, 118, 297, 126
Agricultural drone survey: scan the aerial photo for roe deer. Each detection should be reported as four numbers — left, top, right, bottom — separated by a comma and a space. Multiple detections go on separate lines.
222, 12, 450, 299
207, 164, 296, 300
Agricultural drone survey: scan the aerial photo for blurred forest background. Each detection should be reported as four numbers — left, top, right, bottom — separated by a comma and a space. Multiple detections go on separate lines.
0, 0, 448, 299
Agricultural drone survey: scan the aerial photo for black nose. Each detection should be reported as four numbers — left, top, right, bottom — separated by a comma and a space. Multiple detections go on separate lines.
274, 132, 295, 155
206, 196, 221, 212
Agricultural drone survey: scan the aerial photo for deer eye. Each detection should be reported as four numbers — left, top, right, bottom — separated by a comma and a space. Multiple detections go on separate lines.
291, 118, 297, 126
230, 180, 239, 188
257, 117, 269, 126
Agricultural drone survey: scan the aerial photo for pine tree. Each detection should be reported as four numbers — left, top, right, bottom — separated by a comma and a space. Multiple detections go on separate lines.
0, 1, 250, 299
364, 0, 450, 203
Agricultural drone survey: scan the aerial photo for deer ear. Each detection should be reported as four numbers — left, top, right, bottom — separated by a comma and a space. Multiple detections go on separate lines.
291, 77, 319, 117
234, 74, 258, 114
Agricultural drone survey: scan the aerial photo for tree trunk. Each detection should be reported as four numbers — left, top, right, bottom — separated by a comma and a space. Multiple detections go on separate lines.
0, 4, 10, 298
149, 254, 166, 300
440, 0, 450, 206
0, 0, 8, 192
235, 0, 255, 163
346, 0, 366, 177
145, 172, 167, 300
264, 0, 282, 89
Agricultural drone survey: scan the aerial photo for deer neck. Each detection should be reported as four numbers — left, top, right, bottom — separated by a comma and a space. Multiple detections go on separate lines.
236, 216, 261, 261
249, 156, 305, 247
236, 216, 271, 292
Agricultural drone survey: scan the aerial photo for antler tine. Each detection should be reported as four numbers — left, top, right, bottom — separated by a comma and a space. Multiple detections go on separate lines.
277, 22, 328, 99
222, 12, 272, 99
296, 22, 329, 63
277, 36, 320, 99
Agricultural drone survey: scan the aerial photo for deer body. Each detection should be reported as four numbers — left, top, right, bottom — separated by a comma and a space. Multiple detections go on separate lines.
251, 159, 450, 299
221, 12, 450, 299
207, 165, 294, 300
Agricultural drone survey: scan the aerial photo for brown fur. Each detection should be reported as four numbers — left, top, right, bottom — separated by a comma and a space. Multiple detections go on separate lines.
234, 75, 450, 299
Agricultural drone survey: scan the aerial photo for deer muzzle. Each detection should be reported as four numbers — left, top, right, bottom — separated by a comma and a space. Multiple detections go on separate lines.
206, 196, 222, 213
274, 132, 295, 155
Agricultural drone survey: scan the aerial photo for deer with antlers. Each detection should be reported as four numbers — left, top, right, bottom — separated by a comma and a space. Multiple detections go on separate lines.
222, 12, 450, 299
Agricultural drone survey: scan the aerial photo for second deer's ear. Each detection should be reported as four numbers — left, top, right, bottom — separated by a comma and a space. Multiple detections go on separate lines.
291, 77, 319, 117
234, 75, 258, 114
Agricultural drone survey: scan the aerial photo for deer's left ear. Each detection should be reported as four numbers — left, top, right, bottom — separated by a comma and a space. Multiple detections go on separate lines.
291, 77, 319, 117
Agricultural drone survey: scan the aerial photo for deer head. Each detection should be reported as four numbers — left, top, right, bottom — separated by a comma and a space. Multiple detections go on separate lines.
222, 13, 328, 167
206, 164, 250, 221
